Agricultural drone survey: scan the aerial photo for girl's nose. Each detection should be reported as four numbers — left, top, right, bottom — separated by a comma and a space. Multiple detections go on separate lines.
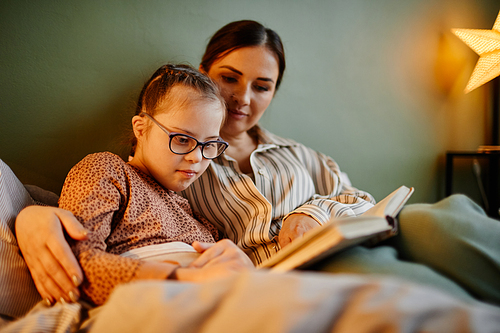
185, 145, 203, 163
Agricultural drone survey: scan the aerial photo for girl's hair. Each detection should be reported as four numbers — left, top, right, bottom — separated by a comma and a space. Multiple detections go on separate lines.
200, 20, 286, 91
135, 63, 224, 116
130, 64, 225, 154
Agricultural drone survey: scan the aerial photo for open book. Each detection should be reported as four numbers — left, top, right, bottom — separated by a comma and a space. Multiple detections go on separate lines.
258, 185, 414, 272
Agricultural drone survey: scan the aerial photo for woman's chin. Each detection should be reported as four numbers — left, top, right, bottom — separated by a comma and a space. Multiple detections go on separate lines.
222, 120, 253, 138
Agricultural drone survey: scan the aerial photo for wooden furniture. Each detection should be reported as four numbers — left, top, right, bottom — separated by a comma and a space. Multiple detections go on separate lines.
445, 150, 500, 219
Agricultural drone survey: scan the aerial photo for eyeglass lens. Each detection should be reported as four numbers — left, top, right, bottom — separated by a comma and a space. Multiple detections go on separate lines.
170, 134, 226, 159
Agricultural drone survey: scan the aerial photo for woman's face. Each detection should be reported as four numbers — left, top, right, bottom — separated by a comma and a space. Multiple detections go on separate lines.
206, 46, 280, 138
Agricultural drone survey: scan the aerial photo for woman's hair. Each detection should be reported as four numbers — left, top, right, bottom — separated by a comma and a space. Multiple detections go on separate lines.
200, 20, 286, 91
130, 64, 225, 154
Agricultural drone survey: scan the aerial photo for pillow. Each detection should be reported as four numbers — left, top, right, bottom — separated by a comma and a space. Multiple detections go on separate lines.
0, 159, 41, 318
24, 184, 59, 207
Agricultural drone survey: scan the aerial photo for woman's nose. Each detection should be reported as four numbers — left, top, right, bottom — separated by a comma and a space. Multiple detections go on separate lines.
233, 84, 251, 106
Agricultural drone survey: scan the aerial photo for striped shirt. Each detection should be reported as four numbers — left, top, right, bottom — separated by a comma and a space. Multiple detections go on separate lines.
181, 126, 376, 265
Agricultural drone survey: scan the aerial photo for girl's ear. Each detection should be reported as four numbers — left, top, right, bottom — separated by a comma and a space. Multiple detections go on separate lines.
132, 115, 147, 143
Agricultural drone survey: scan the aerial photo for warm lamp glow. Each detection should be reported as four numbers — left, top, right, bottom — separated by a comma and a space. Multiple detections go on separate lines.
452, 11, 500, 93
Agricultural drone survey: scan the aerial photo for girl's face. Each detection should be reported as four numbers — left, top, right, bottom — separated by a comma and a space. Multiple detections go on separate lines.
206, 46, 279, 138
131, 86, 224, 192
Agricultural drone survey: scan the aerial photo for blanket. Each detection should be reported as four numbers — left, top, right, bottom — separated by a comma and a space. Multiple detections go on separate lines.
6, 271, 498, 333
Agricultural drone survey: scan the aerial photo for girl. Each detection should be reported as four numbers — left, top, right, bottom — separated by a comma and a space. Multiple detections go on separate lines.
57, 64, 253, 306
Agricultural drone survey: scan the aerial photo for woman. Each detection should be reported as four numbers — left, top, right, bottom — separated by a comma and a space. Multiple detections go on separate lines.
16, 20, 500, 306
184, 20, 376, 264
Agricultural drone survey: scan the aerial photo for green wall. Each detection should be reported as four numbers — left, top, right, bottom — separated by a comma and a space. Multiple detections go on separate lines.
1, 0, 498, 203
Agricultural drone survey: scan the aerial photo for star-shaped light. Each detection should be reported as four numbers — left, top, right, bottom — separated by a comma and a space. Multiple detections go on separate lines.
452, 11, 500, 93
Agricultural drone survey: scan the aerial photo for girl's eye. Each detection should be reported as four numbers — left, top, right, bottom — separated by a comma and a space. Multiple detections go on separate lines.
173, 136, 191, 145
221, 76, 237, 83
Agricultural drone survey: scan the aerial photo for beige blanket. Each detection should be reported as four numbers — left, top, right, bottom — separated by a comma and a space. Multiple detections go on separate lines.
83, 271, 500, 333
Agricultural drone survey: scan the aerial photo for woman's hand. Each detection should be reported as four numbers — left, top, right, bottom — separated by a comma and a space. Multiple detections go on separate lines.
278, 213, 320, 248
175, 239, 254, 281
15, 206, 89, 305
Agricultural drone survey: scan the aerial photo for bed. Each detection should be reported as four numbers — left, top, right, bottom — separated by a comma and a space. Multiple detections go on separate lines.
1, 158, 499, 333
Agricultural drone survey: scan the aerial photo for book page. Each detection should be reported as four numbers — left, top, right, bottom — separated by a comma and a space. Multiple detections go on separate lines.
271, 231, 343, 271
362, 186, 414, 218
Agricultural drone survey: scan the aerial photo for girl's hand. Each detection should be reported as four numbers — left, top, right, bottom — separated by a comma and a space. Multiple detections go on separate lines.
278, 213, 320, 248
175, 239, 254, 281
15, 206, 89, 304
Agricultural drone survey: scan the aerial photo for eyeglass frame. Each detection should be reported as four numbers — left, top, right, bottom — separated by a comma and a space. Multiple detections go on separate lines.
140, 112, 228, 160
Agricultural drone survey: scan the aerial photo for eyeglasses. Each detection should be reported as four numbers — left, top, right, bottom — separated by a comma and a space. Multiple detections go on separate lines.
141, 113, 228, 160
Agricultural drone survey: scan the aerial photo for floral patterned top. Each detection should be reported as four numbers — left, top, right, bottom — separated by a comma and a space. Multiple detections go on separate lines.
59, 152, 218, 305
